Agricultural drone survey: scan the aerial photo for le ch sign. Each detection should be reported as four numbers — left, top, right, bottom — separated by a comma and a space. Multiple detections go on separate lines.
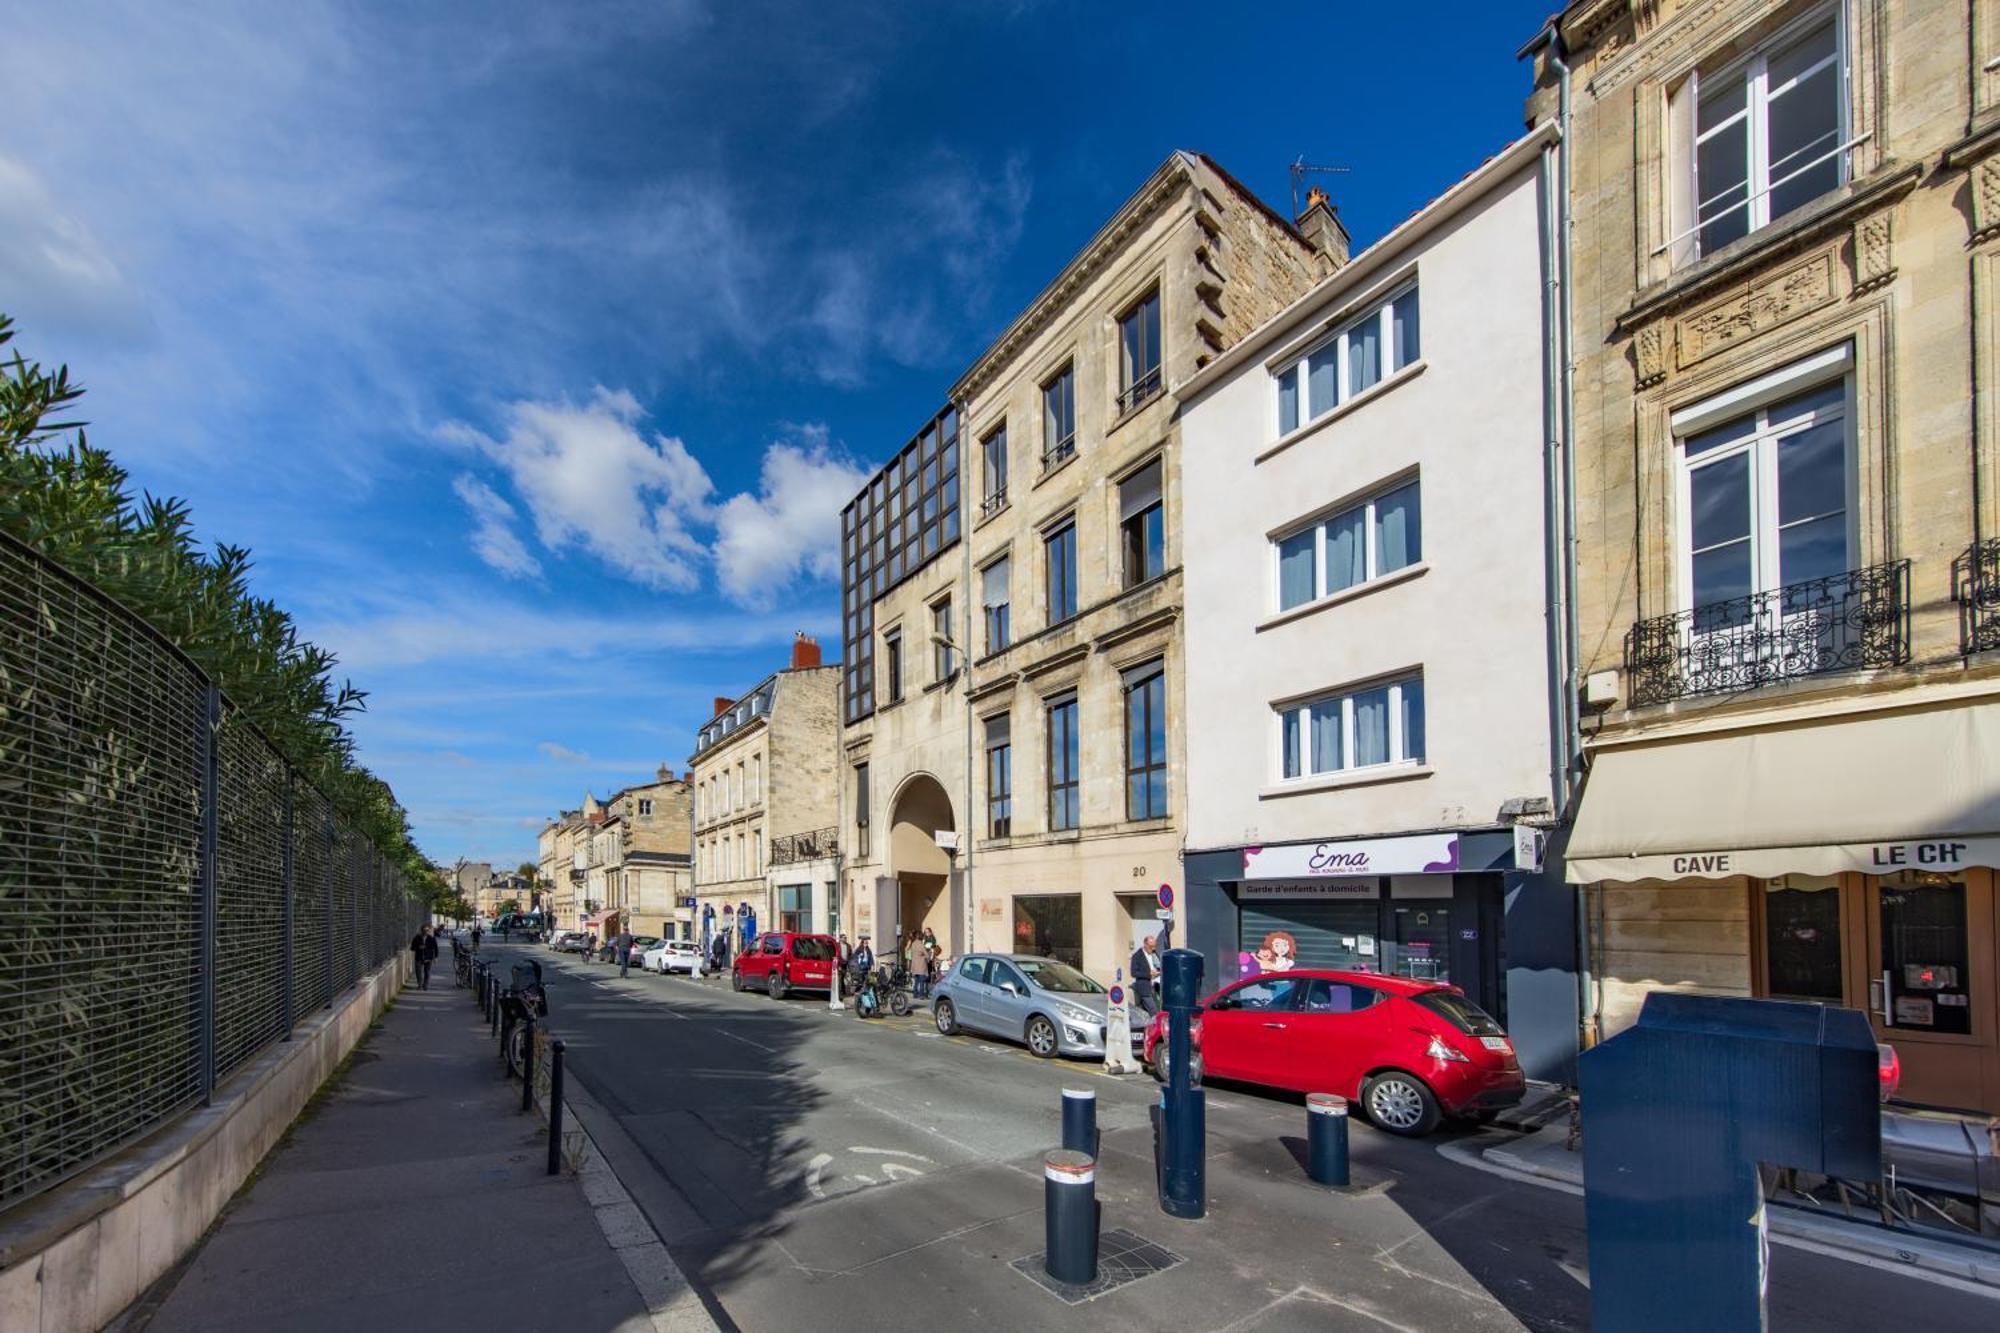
1665, 840, 1976, 877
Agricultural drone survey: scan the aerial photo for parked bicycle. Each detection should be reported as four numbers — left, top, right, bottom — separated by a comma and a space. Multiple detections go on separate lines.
500, 959, 549, 1078
453, 938, 472, 989
881, 964, 914, 1017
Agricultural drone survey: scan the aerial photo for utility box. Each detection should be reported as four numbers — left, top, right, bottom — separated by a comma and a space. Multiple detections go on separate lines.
1580, 993, 1881, 1332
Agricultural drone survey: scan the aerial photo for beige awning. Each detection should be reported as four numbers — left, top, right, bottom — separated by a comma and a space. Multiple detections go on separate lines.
1567, 701, 2000, 882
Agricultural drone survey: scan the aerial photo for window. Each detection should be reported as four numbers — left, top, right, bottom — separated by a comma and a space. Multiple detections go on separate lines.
1119, 460, 1165, 587
1044, 520, 1078, 624
1760, 877, 1842, 1002
982, 556, 1011, 653
1012, 894, 1082, 969
931, 595, 955, 680
749, 757, 760, 804
1275, 478, 1421, 612
1274, 284, 1420, 435
854, 763, 870, 858
1215, 977, 1307, 1011
1686, 11, 1844, 258
1678, 376, 1849, 621
986, 714, 1013, 837
1042, 363, 1076, 468
957, 956, 989, 983
1117, 288, 1162, 414
883, 628, 903, 703
778, 885, 810, 932
1046, 696, 1080, 831
1279, 676, 1424, 779
981, 425, 1008, 517
1304, 979, 1382, 1013
638, 798, 654, 816
1123, 662, 1167, 820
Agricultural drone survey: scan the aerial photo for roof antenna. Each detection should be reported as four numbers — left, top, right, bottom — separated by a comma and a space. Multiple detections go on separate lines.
1289, 157, 1352, 219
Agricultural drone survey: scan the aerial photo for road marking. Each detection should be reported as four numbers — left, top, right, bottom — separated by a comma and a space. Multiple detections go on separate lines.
804, 1152, 832, 1200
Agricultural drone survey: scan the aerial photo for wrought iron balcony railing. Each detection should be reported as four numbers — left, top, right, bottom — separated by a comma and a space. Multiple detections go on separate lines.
1116, 365, 1163, 416
769, 827, 837, 866
1955, 539, 2000, 655
980, 487, 1008, 519
1623, 560, 1910, 706
1041, 436, 1075, 472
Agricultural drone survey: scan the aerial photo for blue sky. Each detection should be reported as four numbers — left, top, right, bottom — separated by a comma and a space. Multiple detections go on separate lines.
4, 0, 1547, 868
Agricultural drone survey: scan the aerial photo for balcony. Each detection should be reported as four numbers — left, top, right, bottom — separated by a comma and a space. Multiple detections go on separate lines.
1955, 539, 2000, 655
979, 487, 1008, 519
1040, 436, 1075, 473
769, 827, 837, 866
1623, 560, 1910, 706
1115, 365, 1162, 417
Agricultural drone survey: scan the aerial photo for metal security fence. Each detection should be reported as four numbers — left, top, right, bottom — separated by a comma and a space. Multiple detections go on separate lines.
0, 532, 423, 1209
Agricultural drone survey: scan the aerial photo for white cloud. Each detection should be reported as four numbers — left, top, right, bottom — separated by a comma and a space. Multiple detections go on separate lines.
452, 473, 542, 580
447, 389, 715, 591
713, 428, 873, 608
538, 742, 592, 765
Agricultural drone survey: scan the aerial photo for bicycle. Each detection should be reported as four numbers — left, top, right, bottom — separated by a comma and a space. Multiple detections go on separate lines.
880, 965, 913, 1018
453, 941, 472, 989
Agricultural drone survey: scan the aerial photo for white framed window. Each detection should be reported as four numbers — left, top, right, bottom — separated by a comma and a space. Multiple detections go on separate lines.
1273, 478, 1421, 613
1274, 283, 1419, 436
1277, 676, 1425, 780
1674, 359, 1853, 616
981, 555, 1012, 653
638, 798, 654, 816
1680, 6, 1847, 259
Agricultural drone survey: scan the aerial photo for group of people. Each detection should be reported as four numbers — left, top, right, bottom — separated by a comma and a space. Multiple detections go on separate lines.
829, 927, 942, 996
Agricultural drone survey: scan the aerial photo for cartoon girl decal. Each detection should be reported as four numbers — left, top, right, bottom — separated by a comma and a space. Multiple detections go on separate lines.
1261, 930, 1298, 972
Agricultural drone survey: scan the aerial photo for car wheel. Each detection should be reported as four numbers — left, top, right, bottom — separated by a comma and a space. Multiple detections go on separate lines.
934, 998, 958, 1035
768, 970, 788, 1001
1151, 1043, 1203, 1085
1363, 1071, 1442, 1137
730, 968, 744, 993
1026, 1015, 1059, 1059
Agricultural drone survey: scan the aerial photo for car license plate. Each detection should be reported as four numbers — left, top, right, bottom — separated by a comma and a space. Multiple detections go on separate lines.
1480, 1037, 1512, 1052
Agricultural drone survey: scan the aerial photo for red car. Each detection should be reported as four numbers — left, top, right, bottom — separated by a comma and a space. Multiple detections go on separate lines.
1141, 969, 1524, 1136
731, 931, 838, 999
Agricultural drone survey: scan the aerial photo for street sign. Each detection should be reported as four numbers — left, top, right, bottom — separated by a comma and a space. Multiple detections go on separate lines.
1157, 883, 1174, 910
1155, 909, 1174, 921
1109, 985, 1125, 1005
1513, 824, 1545, 873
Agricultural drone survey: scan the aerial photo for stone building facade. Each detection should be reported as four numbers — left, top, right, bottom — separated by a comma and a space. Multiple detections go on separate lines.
690, 636, 841, 956
1532, 0, 2000, 1111
838, 152, 1332, 980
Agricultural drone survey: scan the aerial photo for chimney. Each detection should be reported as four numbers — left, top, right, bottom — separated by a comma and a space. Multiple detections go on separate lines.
713, 696, 734, 716
656, 764, 673, 783
791, 632, 822, 670
1295, 186, 1350, 270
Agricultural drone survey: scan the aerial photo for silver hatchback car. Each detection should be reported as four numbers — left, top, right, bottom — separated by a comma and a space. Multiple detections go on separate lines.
931, 953, 1112, 1058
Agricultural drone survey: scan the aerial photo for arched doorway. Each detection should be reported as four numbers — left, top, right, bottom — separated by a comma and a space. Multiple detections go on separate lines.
887, 773, 956, 953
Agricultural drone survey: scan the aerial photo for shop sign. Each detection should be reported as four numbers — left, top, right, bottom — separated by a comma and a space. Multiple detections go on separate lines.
979, 898, 1004, 921
1239, 878, 1377, 900
1573, 836, 2000, 883
1242, 832, 1459, 880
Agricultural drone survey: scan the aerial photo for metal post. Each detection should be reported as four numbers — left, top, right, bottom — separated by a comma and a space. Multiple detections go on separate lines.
1306, 1093, 1350, 1187
547, 1041, 567, 1175
323, 807, 335, 1008
522, 1018, 536, 1111
1043, 1150, 1098, 1285
197, 685, 220, 1104
1159, 948, 1205, 1219
1061, 1088, 1097, 1156
492, 987, 502, 1039
281, 775, 295, 1040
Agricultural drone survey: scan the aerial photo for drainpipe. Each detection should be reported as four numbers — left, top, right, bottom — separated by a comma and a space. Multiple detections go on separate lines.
958, 397, 977, 959
1522, 17, 1593, 1058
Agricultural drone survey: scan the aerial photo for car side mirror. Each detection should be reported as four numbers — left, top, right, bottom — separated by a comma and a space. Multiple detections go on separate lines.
1001, 983, 1022, 996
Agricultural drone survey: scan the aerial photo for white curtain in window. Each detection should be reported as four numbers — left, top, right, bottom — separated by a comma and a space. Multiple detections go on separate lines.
1326, 510, 1366, 593
1310, 700, 1342, 772
983, 557, 1009, 606
1278, 530, 1316, 608
1375, 483, 1420, 573
1354, 686, 1390, 766
1307, 344, 1339, 416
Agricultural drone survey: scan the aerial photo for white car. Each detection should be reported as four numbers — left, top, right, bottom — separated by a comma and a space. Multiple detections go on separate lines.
643, 940, 701, 975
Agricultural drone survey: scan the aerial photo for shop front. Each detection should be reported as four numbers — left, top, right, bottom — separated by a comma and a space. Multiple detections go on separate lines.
1567, 701, 2000, 1114
1184, 827, 1577, 1082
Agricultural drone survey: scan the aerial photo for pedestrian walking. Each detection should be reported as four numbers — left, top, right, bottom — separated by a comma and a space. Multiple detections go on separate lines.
470, 924, 482, 951
409, 925, 439, 990
1130, 934, 1162, 1015
616, 929, 635, 978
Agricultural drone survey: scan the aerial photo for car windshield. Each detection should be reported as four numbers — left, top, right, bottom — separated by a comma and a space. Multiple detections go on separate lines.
1414, 991, 1506, 1037
633, 937, 660, 949
791, 937, 833, 961
1017, 959, 1104, 994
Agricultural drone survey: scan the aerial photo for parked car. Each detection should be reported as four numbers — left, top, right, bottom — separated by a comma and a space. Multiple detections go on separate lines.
550, 931, 589, 954
931, 953, 1118, 1059
1141, 969, 1524, 1136
643, 939, 702, 975
609, 935, 660, 965
731, 932, 838, 998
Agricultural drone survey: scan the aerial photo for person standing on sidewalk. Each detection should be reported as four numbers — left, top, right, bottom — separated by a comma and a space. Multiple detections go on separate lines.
410, 926, 439, 990
616, 928, 635, 978
1130, 935, 1161, 1015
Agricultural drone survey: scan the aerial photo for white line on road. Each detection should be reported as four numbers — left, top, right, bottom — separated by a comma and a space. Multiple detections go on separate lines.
804, 1152, 832, 1201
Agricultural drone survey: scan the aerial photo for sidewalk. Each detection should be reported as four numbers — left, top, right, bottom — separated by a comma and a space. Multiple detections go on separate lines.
116, 975, 693, 1332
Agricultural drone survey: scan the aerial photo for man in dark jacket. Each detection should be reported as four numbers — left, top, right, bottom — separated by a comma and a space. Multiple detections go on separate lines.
1129, 935, 1161, 1015
410, 926, 439, 990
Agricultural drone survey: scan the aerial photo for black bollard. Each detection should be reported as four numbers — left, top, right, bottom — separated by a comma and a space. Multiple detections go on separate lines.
546, 1040, 567, 1175
1043, 1149, 1098, 1285
492, 987, 502, 1039
1306, 1093, 1350, 1187
1061, 1088, 1097, 1156
521, 1018, 536, 1110
1158, 948, 1206, 1219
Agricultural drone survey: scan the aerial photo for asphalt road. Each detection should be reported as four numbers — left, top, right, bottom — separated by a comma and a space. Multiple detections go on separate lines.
490, 943, 2000, 1332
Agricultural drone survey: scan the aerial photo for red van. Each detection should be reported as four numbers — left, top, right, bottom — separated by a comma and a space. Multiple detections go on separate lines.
731, 932, 838, 999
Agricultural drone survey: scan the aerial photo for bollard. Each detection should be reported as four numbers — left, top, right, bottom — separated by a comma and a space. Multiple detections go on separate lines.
1306, 1093, 1350, 1187
546, 1040, 567, 1175
1061, 1088, 1097, 1156
521, 1017, 536, 1111
492, 987, 502, 1039
1043, 1149, 1098, 1285
1158, 948, 1206, 1219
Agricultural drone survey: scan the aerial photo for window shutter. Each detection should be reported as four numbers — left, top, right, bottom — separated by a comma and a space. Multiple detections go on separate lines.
1120, 461, 1163, 521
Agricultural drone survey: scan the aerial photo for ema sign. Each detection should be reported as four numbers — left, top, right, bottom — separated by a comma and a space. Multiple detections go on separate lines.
1242, 832, 1460, 880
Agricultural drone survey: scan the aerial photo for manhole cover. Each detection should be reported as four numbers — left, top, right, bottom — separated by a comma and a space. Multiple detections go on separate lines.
1009, 1228, 1184, 1304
